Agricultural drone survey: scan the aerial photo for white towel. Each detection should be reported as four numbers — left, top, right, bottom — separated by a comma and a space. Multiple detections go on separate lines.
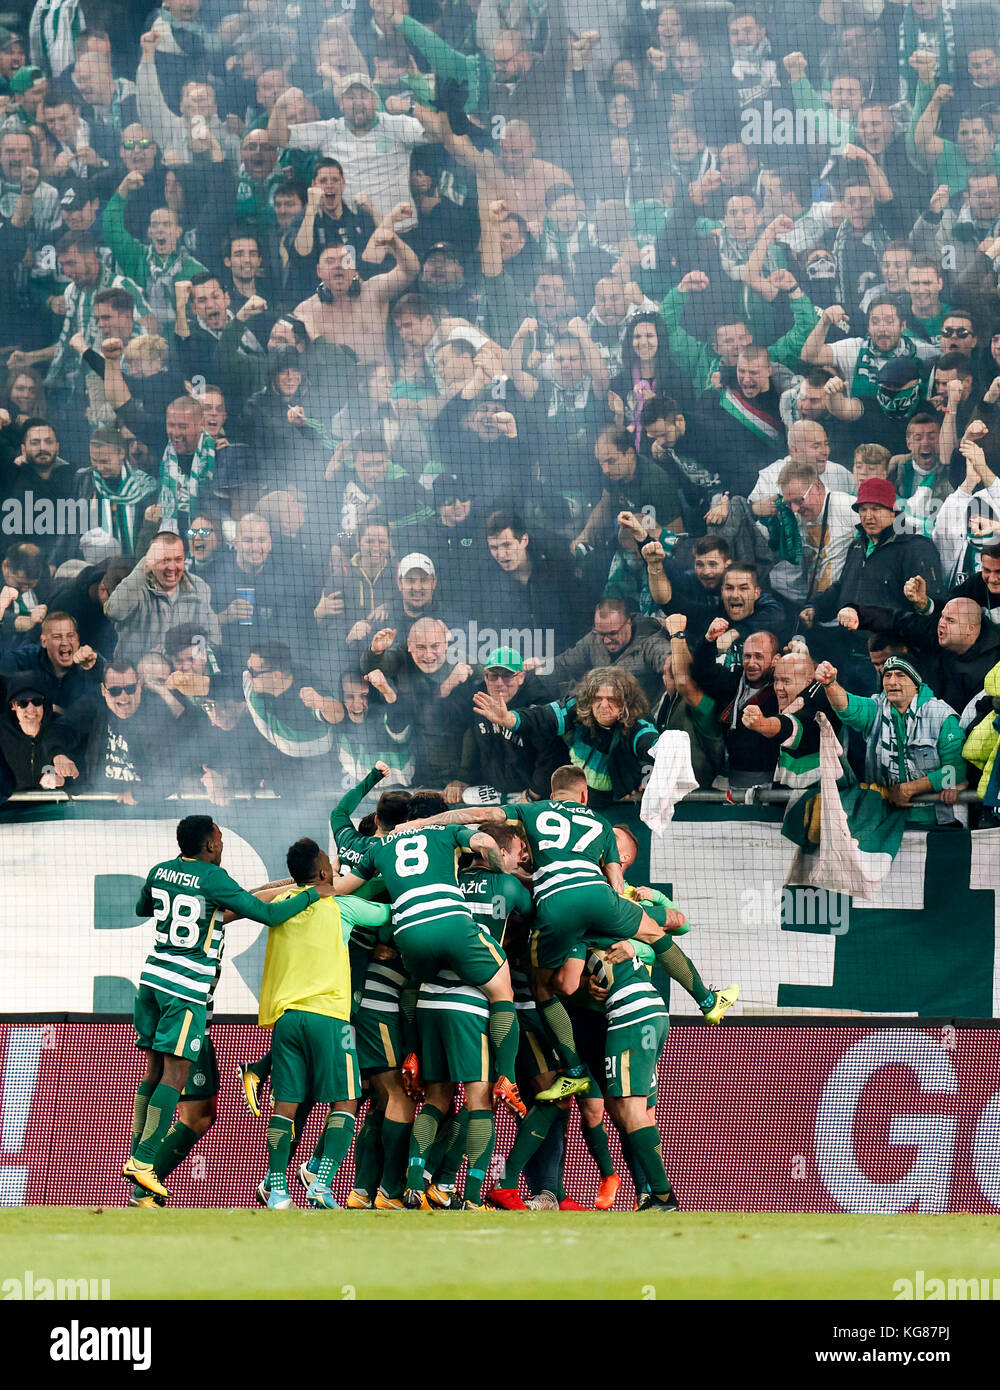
640, 731, 698, 836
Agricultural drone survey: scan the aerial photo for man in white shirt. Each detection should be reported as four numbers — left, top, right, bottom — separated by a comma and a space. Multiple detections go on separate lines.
750, 420, 854, 509
768, 461, 857, 606
268, 73, 425, 224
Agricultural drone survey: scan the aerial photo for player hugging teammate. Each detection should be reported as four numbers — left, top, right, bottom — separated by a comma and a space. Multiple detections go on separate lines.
122, 763, 737, 1212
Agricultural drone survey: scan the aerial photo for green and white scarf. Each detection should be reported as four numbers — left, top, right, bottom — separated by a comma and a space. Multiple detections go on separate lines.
851, 334, 919, 399
159, 429, 216, 522
29, 0, 84, 77
91, 463, 157, 553
243, 672, 334, 759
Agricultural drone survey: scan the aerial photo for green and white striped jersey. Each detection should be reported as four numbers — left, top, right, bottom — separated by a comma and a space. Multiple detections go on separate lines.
136, 857, 317, 1007
355, 824, 476, 938
588, 943, 668, 1034
416, 868, 531, 1021
505, 800, 618, 909
359, 957, 408, 1016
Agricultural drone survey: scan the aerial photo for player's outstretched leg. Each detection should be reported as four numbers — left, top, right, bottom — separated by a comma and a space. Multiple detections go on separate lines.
489, 1102, 558, 1209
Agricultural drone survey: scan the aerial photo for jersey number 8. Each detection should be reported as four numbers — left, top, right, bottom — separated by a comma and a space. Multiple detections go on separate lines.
394, 835, 429, 877
150, 888, 203, 947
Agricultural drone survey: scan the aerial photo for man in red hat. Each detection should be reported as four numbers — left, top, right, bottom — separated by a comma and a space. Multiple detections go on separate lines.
799, 478, 943, 691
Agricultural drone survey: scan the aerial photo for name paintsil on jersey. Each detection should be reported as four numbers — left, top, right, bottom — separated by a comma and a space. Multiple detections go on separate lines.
154, 868, 202, 889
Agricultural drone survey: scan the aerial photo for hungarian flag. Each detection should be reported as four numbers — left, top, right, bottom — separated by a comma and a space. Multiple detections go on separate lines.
782, 713, 907, 902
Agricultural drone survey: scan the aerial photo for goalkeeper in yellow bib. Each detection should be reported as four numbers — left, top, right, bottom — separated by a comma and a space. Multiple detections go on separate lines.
254, 836, 394, 1210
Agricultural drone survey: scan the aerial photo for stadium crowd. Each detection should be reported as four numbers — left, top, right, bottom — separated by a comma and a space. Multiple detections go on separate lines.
0, 0, 999, 818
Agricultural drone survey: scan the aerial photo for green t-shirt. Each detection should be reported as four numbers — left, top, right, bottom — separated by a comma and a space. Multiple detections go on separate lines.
136, 857, 316, 1006
355, 824, 476, 932
505, 799, 617, 909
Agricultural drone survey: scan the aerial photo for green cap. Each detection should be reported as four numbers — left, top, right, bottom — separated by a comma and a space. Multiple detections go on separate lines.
11, 65, 43, 95
484, 646, 524, 672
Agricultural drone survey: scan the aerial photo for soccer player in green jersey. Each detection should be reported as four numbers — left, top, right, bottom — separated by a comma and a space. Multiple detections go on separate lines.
405, 821, 532, 1210
125, 816, 322, 1199
329, 804, 528, 1171
254, 837, 391, 1210
589, 938, 679, 1212
501, 765, 670, 1103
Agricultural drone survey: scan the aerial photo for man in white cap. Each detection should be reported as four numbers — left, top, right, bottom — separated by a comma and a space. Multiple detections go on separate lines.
268, 71, 426, 221
387, 552, 453, 632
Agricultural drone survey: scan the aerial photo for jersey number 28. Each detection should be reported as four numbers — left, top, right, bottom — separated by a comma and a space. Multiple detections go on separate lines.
150, 888, 203, 947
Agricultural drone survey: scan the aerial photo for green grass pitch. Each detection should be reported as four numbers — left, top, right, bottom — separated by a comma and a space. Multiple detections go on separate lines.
3, 1209, 999, 1299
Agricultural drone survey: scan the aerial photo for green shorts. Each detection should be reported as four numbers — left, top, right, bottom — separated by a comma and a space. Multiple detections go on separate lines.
531, 885, 644, 971
354, 1001, 402, 1075
181, 1033, 219, 1100
396, 913, 506, 986
133, 984, 206, 1064
604, 1014, 669, 1099
270, 1009, 360, 1105
416, 989, 491, 1085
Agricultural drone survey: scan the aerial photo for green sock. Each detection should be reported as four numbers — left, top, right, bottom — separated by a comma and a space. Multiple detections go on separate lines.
581, 1118, 616, 1179
487, 1001, 520, 1079
400, 983, 419, 1056
381, 1116, 412, 1200
406, 1104, 444, 1191
656, 943, 714, 1011
618, 1126, 648, 1201
352, 1108, 385, 1196
248, 1050, 272, 1082
130, 1080, 156, 1157
463, 1110, 495, 1205
134, 1083, 180, 1164
153, 1122, 199, 1181
629, 1124, 672, 1201
290, 1101, 312, 1167
499, 1104, 557, 1187
431, 1107, 469, 1188
317, 1111, 356, 1187
266, 1114, 295, 1192
539, 997, 584, 1075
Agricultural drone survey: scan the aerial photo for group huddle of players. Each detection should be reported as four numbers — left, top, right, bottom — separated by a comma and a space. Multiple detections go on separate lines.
121, 762, 738, 1213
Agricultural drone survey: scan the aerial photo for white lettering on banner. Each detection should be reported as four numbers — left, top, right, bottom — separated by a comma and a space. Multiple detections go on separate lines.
0, 823, 268, 1013
814, 1031, 958, 1213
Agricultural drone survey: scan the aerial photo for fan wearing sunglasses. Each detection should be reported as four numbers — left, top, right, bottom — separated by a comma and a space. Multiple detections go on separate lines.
0, 674, 78, 797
